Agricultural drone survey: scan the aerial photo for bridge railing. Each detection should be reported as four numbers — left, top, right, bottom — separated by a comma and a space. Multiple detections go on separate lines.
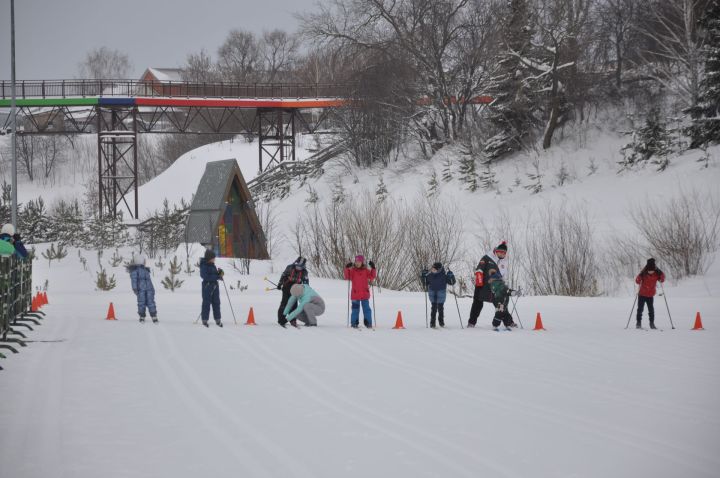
0, 80, 356, 100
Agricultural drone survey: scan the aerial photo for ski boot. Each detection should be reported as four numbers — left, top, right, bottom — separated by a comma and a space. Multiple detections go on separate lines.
467, 322, 475, 328
139, 315, 146, 323
364, 322, 373, 329
636, 321, 642, 329
202, 320, 209, 328
151, 316, 158, 324
289, 319, 299, 328
215, 320, 223, 328
439, 319, 445, 328
649, 322, 657, 330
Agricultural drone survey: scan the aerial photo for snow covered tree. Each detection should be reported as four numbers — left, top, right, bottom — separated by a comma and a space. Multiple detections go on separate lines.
161, 256, 185, 292
620, 108, 672, 170
484, 0, 538, 159
375, 176, 389, 203
441, 157, 454, 182
458, 154, 479, 192
19, 197, 51, 244
95, 266, 117, 291
688, 0, 720, 147
525, 158, 544, 194
427, 171, 440, 197
50, 199, 85, 247
0, 181, 15, 226
480, 161, 499, 191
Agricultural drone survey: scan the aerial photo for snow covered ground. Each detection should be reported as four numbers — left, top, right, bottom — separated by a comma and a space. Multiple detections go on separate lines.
0, 245, 719, 478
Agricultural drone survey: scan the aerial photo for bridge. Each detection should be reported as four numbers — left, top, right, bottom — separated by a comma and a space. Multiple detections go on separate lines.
1, 80, 491, 219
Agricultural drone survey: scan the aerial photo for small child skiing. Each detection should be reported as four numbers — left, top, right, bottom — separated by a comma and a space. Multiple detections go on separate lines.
199, 249, 224, 328
127, 254, 158, 323
635, 258, 666, 329
488, 271, 514, 331
344, 255, 377, 328
421, 262, 456, 328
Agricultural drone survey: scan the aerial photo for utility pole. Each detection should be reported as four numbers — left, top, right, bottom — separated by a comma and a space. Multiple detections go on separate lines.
10, 0, 18, 227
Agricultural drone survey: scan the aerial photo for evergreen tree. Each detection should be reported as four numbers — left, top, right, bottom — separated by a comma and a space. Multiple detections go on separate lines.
688, 1, 720, 147
620, 108, 672, 171
375, 176, 388, 203
19, 197, 51, 244
484, 0, 538, 160
480, 161, 499, 191
51, 199, 85, 247
524, 158, 543, 194
161, 256, 185, 291
441, 157, 454, 182
427, 171, 440, 198
458, 154, 479, 192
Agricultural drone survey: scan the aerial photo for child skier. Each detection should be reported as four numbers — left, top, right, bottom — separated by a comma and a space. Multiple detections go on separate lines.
635, 258, 666, 329
276, 257, 309, 327
344, 255, 377, 328
128, 254, 158, 323
488, 271, 514, 331
199, 249, 224, 328
283, 284, 325, 327
421, 262, 456, 328
468, 241, 508, 327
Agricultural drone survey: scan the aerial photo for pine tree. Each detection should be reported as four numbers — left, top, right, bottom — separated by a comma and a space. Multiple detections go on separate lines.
458, 155, 479, 192
441, 157, 454, 182
524, 158, 543, 194
51, 199, 85, 247
375, 176, 388, 203
480, 161, 499, 191
620, 108, 672, 171
19, 197, 51, 244
688, 1, 720, 147
484, 0, 538, 160
427, 171, 440, 198
161, 256, 185, 291
95, 266, 117, 291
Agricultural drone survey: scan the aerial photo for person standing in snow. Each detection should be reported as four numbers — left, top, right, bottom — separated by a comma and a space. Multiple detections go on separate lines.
635, 258, 666, 330
421, 262, 456, 328
0, 224, 28, 259
468, 241, 509, 328
199, 249, 224, 327
276, 257, 309, 327
344, 255, 377, 328
488, 271, 514, 330
283, 284, 325, 327
127, 254, 158, 323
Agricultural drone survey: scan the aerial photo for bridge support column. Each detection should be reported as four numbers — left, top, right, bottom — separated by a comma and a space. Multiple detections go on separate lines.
257, 108, 296, 172
97, 106, 138, 219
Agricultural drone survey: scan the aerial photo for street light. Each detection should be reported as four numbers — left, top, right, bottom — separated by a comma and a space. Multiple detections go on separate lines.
10, 0, 18, 227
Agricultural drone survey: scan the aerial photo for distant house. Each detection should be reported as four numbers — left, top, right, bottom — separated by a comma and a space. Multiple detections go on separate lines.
185, 159, 269, 259
139, 67, 186, 96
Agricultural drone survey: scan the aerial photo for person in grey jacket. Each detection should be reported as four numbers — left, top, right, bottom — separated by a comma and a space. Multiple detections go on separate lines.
283, 284, 325, 327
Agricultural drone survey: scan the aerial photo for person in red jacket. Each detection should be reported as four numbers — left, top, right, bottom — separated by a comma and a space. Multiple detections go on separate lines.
344, 255, 377, 328
635, 258, 666, 329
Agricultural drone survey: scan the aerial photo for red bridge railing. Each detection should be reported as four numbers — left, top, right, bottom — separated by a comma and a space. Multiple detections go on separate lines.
0, 80, 356, 100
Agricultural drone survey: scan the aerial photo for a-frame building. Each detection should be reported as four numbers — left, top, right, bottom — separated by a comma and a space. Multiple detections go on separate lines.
185, 159, 270, 259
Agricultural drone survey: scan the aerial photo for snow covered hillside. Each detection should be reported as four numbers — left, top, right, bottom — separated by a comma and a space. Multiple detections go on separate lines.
0, 243, 718, 478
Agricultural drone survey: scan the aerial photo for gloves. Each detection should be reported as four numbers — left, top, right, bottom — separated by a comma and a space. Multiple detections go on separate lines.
12, 233, 21, 242
276, 282, 282, 290
421, 268, 429, 278
346, 262, 353, 268
368, 261, 375, 269
218, 268, 224, 280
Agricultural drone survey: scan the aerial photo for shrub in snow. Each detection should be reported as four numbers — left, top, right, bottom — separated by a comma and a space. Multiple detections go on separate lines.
375, 176, 388, 203
161, 256, 184, 292
95, 267, 117, 291
41, 243, 68, 268
620, 108, 672, 171
427, 171, 440, 198
109, 249, 123, 267
524, 158, 543, 194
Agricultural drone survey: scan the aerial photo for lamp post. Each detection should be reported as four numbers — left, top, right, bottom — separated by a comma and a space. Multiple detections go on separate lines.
10, 0, 18, 227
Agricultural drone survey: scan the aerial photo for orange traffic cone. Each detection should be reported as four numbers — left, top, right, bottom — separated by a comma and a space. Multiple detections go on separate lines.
31, 295, 38, 312
42, 291, 48, 305
692, 312, 704, 330
392, 311, 405, 329
245, 307, 257, 325
105, 302, 117, 321
533, 312, 546, 331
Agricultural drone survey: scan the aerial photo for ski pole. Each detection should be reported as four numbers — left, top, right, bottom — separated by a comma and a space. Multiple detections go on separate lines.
423, 282, 429, 328
659, 281, 675, 329
452, 286, 464, 329
194, 283, 217, 324
346, 279, 351, 328
370, 281, 377, 330
263, 277, 279, 288
221, 280, 238, 325
509, 289, 524, 329
625, 286, 639, 329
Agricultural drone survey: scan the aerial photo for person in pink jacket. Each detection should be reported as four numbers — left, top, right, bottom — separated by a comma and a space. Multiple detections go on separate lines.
344, 255, 377, 328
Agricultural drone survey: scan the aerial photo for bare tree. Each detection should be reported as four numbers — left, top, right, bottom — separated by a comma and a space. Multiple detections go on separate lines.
182, 49, 219, 83
261, 30, 300, 82
217, 29, 262, 82
597, 0, 646, 90
77, 47, 132, 79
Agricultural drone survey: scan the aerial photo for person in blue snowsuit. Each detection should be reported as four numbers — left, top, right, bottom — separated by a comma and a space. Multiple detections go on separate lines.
127, 254, 158, 323
0, 223, 29, 259
421, 262, 456, 328
199, 249, 224, 327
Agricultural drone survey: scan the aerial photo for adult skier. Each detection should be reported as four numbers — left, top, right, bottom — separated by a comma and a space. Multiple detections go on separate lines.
127, 254, 158, 323
199, 249, 224, 327
468, 241, 509, 328
344, 255, 377, 328
635, 258, 666, 329
276, 257, 309, 327
421, 262, 456, 328
283, 284, 325, 327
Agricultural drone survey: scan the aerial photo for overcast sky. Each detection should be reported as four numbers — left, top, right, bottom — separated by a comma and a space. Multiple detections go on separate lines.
0, 0, 318, 79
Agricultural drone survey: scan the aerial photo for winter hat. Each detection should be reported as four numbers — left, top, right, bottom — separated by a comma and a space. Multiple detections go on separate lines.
134, 254, 146, 266
355, 255, 365, 263
294, 257, 307, 269
494, 241, 508, 253
204, 249, 216, 261
646, 258, 656, 271
1, 223, 15, 236
290, 283, 305, 297
432, 262, 443, 270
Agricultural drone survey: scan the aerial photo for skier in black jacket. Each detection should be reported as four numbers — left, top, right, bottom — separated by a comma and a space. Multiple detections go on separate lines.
276, 257, 309, 326
468, 241, 508, 327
